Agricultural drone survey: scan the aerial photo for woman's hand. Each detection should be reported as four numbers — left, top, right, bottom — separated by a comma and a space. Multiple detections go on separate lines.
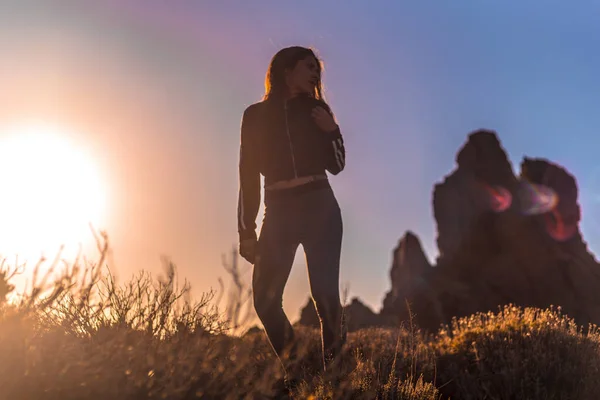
312, 107, 339, 132
239, 238, 258, 264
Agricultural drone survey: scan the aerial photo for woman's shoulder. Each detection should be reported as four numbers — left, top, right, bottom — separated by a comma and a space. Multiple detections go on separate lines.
243, 101, 265, 115
243, 100, 273, 122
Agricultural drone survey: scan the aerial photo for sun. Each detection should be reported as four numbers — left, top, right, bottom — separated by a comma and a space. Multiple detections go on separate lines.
0, 122, 107, 262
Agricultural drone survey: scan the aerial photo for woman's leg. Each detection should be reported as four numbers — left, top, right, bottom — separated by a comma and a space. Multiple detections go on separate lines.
301, 188, 345, 371
253, 206, 299, 364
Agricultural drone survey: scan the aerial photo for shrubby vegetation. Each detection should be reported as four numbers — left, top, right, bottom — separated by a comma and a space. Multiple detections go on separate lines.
1, 234, 599, 399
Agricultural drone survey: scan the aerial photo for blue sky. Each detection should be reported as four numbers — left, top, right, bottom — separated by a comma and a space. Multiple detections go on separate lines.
0, 1, 599, 322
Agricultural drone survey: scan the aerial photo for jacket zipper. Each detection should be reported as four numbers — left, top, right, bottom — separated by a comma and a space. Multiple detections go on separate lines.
284, 100, 298, 178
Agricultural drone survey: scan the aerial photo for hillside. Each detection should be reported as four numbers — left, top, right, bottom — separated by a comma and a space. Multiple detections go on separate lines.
2, 263, 600, 398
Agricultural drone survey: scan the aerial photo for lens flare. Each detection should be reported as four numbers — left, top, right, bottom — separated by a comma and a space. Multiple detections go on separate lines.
544, 210, 577, 242
517, 182, 559, 216
479, 180, 576, 241
485, 185, 512, 212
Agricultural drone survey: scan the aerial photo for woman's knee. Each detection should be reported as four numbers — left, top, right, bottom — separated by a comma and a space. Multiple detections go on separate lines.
253, 285, 284, 318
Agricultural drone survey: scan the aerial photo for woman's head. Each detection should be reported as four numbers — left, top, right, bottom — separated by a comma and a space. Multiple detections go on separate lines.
263, 46, 324, 101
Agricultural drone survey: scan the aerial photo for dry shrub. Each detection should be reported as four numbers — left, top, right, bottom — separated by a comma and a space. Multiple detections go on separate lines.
1, 236, 599, 399
433, 305, 600, 400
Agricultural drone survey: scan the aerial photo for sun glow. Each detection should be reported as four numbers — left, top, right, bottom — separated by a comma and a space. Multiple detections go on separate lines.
0, 122, 107, 261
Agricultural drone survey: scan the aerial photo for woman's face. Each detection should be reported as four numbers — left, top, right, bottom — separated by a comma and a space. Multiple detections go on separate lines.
285, 55, 320, 97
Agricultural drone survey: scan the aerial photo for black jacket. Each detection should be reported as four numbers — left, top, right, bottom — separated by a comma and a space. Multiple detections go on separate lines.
237, 94, 346, 241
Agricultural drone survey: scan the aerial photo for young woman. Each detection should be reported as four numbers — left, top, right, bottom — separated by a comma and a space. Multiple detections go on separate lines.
237, 46, 346, 373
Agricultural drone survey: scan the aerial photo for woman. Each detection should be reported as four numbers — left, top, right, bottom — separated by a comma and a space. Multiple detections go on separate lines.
237, 46, 346, 374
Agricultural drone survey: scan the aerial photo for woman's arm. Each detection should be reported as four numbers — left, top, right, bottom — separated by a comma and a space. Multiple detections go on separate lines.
313, 103, 346, 175
237, 105, 261, 243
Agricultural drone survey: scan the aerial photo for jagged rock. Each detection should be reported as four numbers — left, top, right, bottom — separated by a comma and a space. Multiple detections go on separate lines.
379, 129, 600, 332
381, 231, 432, 315
242, 325, 263, 336
292, 129, 600, 334
297, 297, 320, 328
296, 296, 383, 332
520, 157, 581, 241
433, 129, 519, 264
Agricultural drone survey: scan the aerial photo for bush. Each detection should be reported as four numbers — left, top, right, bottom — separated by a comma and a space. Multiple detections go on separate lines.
433, 305, 600, 400
1, 239, 599, 399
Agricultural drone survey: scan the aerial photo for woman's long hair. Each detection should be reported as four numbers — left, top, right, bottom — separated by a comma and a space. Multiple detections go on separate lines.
263, 46, 325, 102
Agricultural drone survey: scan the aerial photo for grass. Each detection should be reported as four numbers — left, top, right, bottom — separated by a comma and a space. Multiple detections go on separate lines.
1, 236, 600, 399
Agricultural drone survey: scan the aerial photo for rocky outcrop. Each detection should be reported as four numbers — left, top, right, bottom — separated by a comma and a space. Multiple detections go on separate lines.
294, 129, 600, 333
520, 157, 581, 241
297, 297, 383, 332
295, 128, 600, 334
433, 129, 519, 264
377, 129, 600, 332
381, 231, 432, 314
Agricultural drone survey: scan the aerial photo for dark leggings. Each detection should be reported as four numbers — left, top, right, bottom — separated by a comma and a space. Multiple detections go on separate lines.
252, 184, 344, 371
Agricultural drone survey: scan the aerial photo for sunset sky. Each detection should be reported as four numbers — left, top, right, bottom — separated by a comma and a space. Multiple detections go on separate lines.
0, 1, 599, 322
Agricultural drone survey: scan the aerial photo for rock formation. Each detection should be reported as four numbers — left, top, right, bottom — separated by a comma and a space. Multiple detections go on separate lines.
296, 297, 383, 333
379, 129, 600, 331
381, 231, 432, 313
297, 128, 600, 333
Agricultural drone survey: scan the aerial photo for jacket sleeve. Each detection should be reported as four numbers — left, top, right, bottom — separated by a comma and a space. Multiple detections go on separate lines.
320, 103, 346, 175
237, 106, 261, 242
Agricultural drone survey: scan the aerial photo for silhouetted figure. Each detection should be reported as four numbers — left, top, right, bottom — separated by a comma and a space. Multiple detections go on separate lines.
237, 46, 346, 379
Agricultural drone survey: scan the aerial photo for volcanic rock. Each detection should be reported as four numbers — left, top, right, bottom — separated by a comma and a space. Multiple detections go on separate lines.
381, 231, 432, 314
379, 129, 600, 331
293, 129, 600, 333
297, 297, 383, 332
